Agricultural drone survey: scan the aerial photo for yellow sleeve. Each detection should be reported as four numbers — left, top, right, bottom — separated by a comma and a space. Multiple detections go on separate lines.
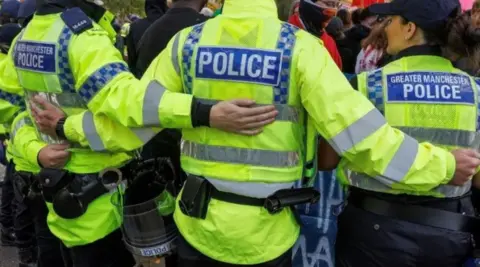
0, 39, 25, 124
61, 28, 190, 152
10, 111, 46, 170
64, 110, 161, 152
295, 32, 454, 192
68, 25, 193, 129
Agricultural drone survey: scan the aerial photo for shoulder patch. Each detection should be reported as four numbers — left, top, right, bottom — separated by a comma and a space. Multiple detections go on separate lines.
61, 7, 93, 35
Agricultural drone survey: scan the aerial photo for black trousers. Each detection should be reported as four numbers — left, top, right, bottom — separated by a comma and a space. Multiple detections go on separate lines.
336, 195, 474, 267
13, 171, 66, 266
0, 160, 15, 230
30, 195, 68, 267
177, 234, 292, 267
62, 229, 135, 267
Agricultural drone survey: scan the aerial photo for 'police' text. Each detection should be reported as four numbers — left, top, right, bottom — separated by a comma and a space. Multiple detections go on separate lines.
14, 41, 57, 73
195, 47, 282, 86
386, 72, 474, 105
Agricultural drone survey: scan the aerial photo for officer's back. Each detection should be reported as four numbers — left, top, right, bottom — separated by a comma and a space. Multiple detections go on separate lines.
167, 0, 332, 265
156, 0, 462, 266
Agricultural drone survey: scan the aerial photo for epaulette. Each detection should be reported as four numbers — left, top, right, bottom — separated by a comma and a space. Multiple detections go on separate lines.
60, 7, 93, 35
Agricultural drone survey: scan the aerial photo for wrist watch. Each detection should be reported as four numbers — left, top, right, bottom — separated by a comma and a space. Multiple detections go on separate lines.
55, 117, 67, 140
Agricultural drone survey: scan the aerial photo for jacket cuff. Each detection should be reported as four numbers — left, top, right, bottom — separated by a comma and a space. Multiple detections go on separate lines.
30, 142, 47, 168
191, 98, 212, 127
443, 151, 456, 184
63, 116, 80, 143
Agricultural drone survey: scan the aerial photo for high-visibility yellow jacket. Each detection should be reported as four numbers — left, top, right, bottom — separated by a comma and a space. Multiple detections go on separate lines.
107, 0, 457, 264
337, 54, 479, 198
0, 9, 199, 248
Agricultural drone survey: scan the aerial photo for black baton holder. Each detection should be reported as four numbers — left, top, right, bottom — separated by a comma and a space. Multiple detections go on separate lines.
264, 187, 320, 214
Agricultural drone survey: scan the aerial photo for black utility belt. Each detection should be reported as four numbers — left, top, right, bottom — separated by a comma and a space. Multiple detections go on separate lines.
350, 194, 480, 233
38, 168, 123, 219
179, 175, 320, 220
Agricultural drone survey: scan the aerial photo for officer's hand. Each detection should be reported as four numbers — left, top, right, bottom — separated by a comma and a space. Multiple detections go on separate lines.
450, 149, 480, 186
30, 96, 65, 138
210, 99, 278, 136
38, 144, 70, 169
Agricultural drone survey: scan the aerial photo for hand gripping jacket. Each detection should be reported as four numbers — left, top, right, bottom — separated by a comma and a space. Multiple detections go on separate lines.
338, 56, 480, 198
141, 0, 458, 264
0, 8, 195, 247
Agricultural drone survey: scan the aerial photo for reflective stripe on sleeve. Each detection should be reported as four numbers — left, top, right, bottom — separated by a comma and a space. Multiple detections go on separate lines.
142, 81, 167, 126
82, 111, 105, 152
329, 109, 387, 155
78, 62, 129, 103
181, 140, 300, 168
196, 98, 300, 123
349, 171, 471, 198
205, 176, 296, 198
131, 127, 157, 144
382, 134, 418, 183
349, 128, 418, 185
10, 117, 32, 144
397, 127, 480, 149
171, 34, 181, 76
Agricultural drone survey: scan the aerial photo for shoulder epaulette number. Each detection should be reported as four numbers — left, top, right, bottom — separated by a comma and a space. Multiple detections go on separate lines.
61, 7, 93, 35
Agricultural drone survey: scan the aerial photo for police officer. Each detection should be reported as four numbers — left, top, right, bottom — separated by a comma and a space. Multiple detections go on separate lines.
0, 22, 21, 249
331, 1, 480, 266
6, 1, 69, 266
31, 0, 480, 266
0, 0, 278, 266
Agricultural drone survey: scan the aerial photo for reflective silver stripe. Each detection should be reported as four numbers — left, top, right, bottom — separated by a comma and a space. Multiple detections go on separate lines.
131, 128, 157, 144
383, 134, 418, 183
205, 176, 296, 198
143, 81, 166, 126
349, 172, 472, 198
329, 109, 386, 154
181, 140, 300, 167
171, 34, 181, 75
82, 111, 105, 152
397, 127, 480, 149
349, 133, 418, 186
11, 117, 32, 143
196, 98, 300, 123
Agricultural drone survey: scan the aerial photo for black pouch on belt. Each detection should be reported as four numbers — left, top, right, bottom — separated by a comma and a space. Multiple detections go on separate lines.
179, 175, 212, 219
53, 175, 108, 219
38, 168, 73, 202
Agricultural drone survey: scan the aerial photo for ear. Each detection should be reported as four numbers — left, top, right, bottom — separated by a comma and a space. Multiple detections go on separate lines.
404, 21, 417, 41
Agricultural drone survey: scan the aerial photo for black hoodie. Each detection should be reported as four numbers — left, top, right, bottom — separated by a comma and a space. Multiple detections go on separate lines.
344, 24, 371, 69
126, 0, 167, 70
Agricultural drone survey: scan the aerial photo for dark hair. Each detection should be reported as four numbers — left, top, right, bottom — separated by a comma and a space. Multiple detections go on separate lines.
358, 8, 373, 22
446, 11, 480, 74
351, 8, 363, 25
400, 9, 480, 72
361, 20, 387, 50
337, 9, 352, 27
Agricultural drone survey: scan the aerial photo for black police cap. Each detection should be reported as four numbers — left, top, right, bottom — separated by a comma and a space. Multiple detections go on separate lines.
368, 0, 461, 30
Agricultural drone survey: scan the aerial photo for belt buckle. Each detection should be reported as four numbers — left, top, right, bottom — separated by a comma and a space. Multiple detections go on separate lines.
264, 197, 282, 215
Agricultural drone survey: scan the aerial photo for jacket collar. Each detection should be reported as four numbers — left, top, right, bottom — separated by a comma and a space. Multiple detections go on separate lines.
395, 45, 442, 61
222, 0, 278, 19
